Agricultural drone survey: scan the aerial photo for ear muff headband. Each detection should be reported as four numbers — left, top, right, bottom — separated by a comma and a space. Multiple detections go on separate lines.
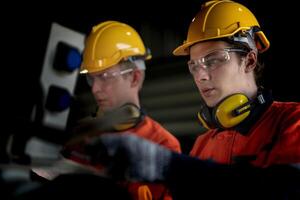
197, 112, 211, 130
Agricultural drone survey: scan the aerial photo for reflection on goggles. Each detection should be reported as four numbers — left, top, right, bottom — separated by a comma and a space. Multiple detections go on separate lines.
86, 68, 133, 86
188, 48, 247, 75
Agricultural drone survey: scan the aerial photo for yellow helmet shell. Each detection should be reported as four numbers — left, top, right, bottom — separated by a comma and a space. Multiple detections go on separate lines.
173, 0, 270, 55
81, 21, 151, 74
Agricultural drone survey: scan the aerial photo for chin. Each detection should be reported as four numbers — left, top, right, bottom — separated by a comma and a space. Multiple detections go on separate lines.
206, 102, 216, 108
203, 98, 217, 108
98, 106, 112, 113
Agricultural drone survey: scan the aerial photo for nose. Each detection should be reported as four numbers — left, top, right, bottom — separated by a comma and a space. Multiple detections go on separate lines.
193, 67, 210, 83
91, 78, 104, 94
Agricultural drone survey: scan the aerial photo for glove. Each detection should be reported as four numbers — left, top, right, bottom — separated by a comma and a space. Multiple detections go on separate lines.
85, 133, 172, 182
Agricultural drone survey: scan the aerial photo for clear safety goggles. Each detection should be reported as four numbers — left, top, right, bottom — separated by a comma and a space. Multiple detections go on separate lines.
86, 68, 134, 86
188, 48, 248, 75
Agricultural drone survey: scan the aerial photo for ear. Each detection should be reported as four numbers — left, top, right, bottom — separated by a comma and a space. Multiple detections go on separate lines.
244, 51, 257, 73
130, 69, 142, 88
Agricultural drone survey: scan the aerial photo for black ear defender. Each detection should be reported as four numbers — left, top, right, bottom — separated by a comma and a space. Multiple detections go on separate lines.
197, 92, 266, 130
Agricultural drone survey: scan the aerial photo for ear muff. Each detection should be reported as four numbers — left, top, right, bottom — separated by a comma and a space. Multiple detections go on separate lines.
65, 103, 143, 146
92, 103, 143, 131
197, 93, 266, 129
112, 103, 143, 131
94, 103, 143, 131
213, 94, 251, 129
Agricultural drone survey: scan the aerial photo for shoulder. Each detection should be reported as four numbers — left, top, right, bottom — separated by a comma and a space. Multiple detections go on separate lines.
268, 101, 300, 120
266, 101, 300, 135
189, 130, 215, 157
271, 101, 300, 112
135, 116, 181, 152
142, 116, 169, 133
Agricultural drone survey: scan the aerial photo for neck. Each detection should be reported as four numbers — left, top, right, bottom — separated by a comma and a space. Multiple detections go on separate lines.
244, 79, 258, 99
132, 92, 141, 108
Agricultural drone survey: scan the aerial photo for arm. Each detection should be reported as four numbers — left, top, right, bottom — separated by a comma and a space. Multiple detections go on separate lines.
86, 134, 300, 200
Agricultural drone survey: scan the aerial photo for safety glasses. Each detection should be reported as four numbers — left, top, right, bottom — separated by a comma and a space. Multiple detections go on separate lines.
188, 48, 248, 75
86, 68, 133, 86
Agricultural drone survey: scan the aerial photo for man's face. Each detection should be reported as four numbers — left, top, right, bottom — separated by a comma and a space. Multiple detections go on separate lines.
189, 41, 252, 107
88, 64, 135, 112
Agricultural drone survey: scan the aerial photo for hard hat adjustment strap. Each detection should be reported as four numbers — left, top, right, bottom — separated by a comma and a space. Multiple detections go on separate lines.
230, 28, 257, 51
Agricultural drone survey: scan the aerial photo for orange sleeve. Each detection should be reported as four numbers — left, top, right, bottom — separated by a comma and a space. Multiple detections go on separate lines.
128, 116, 181, 153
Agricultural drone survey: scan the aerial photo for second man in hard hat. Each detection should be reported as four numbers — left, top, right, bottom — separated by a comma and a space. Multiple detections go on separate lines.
67, 20, 181, 200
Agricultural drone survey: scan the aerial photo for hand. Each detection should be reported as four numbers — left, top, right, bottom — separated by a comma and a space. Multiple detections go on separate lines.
85, 133, 172, 182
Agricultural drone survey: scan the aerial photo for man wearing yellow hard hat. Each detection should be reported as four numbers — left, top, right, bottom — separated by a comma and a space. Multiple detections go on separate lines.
78, 1, 300, 199
67, 20, 181, 200
173, 0, 299, 167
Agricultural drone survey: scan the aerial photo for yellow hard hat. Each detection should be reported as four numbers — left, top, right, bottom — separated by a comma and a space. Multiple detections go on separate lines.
173, 0, 270, 55
80, 21, 151, 74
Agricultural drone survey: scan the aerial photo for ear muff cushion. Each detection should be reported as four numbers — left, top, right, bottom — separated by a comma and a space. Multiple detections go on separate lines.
213, 94, 251, 128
